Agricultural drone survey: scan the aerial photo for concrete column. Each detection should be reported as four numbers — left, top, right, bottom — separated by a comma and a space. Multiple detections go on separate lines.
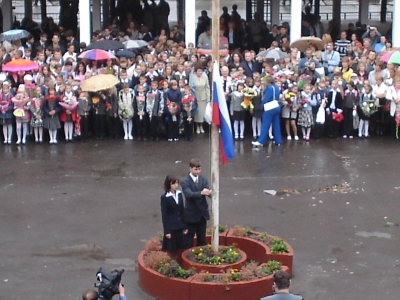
1, 0, 13, 31
246, 0, 252, 21
290, 0, 302, 43
103, 0, 110, 27
92, 0, 102, 32
256, 0, 264, 21
393, 0, 400, 47
270, 0, 280, 26
184, 0, 196, 46
79, 0, 91, 45
358, 0, 369, 25
314, 0, 320, 17
332, 0, 341, 28
380, 0, 387, 22
177, 0, 184, 23
25, 0, 33, 22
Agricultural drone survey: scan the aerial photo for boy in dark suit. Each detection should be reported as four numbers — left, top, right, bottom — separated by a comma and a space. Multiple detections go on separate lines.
180, 159, 212, 248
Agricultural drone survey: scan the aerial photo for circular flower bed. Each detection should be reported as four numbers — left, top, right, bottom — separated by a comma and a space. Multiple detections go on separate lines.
138, 227, 294, 300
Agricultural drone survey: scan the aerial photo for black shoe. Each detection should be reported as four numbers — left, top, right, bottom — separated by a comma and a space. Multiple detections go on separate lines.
70, 139, 74, 143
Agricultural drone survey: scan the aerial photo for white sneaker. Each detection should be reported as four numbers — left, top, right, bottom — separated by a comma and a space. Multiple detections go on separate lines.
269, 135, 274, 139
200, 127, 204, 133
128, 135, 133, 140
124, 135, 128, 140
287, 136, 292, 140
294, 136, 299, 140
168, 138, 173, 142
196, 128, 201, 134
251, 141, 263, 147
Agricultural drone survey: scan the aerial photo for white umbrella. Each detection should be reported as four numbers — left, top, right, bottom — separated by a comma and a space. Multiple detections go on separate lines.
123, 40, 148, 49
257, 49, 289, 60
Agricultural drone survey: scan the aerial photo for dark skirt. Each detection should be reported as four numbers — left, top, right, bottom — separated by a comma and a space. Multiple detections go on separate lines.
162, 229, 185, 252
253, 109, 263, 118
233, 110, 245, 121
0, 118, 12, 125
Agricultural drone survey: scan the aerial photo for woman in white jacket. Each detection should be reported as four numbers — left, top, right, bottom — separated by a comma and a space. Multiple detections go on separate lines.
385, 77, 400, 138
372, 75, 389, 136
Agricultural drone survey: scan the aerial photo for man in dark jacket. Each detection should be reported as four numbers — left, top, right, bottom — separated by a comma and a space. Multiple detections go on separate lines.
260, 270, 303, 300
240, 50, 261, 78
181, 158, 212, 248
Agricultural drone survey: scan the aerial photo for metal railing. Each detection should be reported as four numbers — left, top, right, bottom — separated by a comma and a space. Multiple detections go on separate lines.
279, 11, 394, 21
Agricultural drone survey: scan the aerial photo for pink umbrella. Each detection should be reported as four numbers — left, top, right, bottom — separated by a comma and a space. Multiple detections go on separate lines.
2, 59, 39, 72
380, 51, 398, 63
78, 49, 116, 61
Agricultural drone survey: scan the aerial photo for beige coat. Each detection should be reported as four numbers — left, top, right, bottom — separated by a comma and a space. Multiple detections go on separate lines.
193, 75, 210, 123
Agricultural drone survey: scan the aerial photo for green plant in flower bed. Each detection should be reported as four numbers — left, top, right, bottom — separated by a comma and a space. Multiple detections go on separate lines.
157, 260, 195, 279
206, 225, 227, 235
270, 238, 289, 254
257, 260, 282, 276
191, 244, 240, 265
231, 225, 289, 253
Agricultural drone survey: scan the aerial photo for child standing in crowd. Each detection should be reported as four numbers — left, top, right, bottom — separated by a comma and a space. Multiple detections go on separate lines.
357, 84, 375, 138
0, 82, 13, 144
118, 83, 135, 140
77, 91, 91, 142
134, 84, 148, 141
146, 80, 164, 142
230, 82, 245, 141
281, 85, 299, 140
29, 86, 44, 144
298, 84, 316, 141
165, 80, 182, 142
251, 78, 263, 140
181, 85, 196, 142
342, 82, 358, 138
12, 84, 31, 145
60, 84, 78, 142
43, 87, 61, 144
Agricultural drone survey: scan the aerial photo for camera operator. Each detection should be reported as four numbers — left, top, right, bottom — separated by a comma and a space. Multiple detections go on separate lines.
361, 26, 381, 48
82, 283, 127, 300
298, 48, 320, 73
260, 270, 303, 300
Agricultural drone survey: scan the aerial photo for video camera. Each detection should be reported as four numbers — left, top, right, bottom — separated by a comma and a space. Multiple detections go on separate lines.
95, 267, 125, 300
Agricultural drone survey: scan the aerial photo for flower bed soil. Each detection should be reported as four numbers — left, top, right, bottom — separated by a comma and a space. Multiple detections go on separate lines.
181, 248, 247, 273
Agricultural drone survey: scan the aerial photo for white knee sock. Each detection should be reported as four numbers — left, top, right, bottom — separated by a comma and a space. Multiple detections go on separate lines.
233, 120, 239, 137
306, 127, 311, 138
53, 130, 58, 142
239, 121, 245, 138
252, 117, 257, 137
128, 119, 133, 136
358, 120, 364, 136
64, 123, 69, 140
2, 125, 7, 141
364, 120, 369, 136
38, 127, 43, 141
22, 123, 28, 142
123, 120, 128, 136
16, 123, 22, 142
302, 127, 306, 137
34, 127, 39, 141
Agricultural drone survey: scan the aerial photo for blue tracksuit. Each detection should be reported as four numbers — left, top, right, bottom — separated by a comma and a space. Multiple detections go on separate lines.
258, 83, 282, 145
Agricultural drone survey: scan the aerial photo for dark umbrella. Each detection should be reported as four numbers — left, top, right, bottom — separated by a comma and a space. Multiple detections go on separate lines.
116, 49, 136, 58
87, 40, 124, 51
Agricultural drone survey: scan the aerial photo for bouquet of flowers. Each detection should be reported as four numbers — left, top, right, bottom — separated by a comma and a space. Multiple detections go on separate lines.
60, 96, 78, 111
120, 109, 129, 119
241, 87, 255, 109
362, 100, 376, 117
12, 94, 30, 117
297, 74, 311, 90
92, 96, 100, 113
0, 97, 10, 114
284, 92, 295, 107
136, 95, 146, 120
105, 101, 112, 111
182, 94, 194, 123
146, 94, 156, 120
299, 96, 309, 108
167, 100, 179, 122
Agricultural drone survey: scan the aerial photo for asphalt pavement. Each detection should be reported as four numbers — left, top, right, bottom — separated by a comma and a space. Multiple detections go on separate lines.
0, 134, 399, 300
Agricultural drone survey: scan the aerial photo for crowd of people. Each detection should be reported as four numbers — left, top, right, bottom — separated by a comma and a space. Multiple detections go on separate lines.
0, 4, 398, 147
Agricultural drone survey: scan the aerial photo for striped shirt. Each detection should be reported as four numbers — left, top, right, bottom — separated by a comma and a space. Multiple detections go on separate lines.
335, 39, 351, 57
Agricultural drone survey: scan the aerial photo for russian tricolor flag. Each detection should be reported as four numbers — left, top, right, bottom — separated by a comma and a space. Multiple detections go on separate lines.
212, 61, 235, 165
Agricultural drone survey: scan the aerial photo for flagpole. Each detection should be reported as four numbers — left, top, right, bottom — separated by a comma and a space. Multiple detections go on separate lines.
211, 0, 220, 252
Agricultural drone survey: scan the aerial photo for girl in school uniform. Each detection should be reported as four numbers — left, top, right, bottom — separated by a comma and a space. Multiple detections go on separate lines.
29, 86, 44, 143
43, 87, 61, 144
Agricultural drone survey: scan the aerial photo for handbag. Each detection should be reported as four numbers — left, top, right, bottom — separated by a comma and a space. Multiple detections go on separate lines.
263, 86, 279, 111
